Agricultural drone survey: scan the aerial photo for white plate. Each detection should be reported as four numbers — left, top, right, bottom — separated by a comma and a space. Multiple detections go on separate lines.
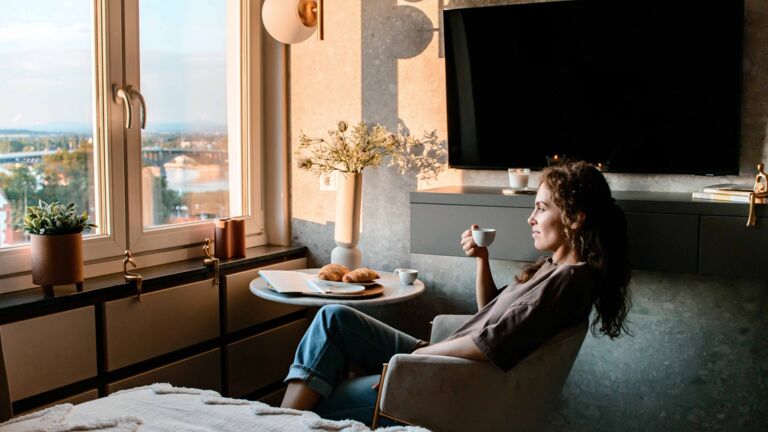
307, 278, 367, 294
325, 285, 366, 294
311, 278, 378, 287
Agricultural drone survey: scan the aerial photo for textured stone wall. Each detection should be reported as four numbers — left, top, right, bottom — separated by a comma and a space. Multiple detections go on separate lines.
288, 1, 768, 430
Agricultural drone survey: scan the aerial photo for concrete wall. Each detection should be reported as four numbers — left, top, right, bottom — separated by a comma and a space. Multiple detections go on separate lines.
287, 1, 768, 430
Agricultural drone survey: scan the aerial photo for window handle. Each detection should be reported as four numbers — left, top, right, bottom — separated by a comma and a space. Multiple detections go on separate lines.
130, 87, 147, 129
112, 84, 133, 129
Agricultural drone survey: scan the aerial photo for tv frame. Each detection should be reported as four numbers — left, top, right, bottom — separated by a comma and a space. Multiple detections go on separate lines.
442, 1, 745, 175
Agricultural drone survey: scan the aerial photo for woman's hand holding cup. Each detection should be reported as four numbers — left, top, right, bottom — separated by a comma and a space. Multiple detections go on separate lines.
461, 224, 492, 259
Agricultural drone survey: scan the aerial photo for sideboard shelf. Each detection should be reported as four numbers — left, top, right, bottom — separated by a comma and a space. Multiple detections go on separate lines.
410, 187, 767, 278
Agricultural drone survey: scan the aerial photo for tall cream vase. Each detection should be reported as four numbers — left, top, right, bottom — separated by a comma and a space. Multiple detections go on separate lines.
331, 172, 363, 269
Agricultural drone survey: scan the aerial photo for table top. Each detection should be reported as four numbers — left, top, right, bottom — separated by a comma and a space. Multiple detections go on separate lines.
249, 269, 426, 306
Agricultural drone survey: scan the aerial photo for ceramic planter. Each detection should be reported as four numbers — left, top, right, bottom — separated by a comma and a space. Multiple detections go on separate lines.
31, 232, 84, 294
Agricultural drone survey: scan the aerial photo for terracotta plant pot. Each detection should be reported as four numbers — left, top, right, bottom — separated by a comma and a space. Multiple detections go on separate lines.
31, 232, 84, 293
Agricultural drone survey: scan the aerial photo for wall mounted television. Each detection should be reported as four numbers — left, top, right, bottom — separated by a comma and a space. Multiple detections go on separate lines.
443, 0, 744, 175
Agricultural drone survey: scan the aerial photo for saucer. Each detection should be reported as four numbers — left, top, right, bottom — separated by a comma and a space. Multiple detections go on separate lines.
502, 187, 536, 195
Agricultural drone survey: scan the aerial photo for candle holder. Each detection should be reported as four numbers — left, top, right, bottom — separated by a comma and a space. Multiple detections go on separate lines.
507, 168, 531, 189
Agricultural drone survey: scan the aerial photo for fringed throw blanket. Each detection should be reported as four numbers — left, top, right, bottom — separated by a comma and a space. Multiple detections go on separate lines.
0, 384, 430, 432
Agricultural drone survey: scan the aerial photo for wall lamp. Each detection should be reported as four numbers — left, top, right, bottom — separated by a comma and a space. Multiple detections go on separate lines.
262, 0, 324, 44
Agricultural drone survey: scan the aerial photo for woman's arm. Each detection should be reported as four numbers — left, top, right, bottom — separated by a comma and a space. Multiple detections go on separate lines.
461, 224, 498, 309
412, 335, 487, 361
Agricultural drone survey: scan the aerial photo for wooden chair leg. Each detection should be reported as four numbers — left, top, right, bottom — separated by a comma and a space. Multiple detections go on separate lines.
371, 363, 388, 429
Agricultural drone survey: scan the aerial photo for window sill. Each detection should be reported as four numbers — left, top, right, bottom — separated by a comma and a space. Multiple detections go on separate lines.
0, 244, 307, 325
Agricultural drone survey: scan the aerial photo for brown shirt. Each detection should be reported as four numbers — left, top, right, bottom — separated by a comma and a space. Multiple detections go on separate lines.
445, 258, 597, 372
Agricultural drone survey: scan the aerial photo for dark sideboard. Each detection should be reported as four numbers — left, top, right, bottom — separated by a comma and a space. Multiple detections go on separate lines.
410, 187, 768, 279
0, 245, 309, 416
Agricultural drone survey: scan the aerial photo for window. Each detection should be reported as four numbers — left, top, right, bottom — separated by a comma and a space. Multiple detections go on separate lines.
0, 1, 98, 247
0, 0, 263, 279
138, 0, 235, 227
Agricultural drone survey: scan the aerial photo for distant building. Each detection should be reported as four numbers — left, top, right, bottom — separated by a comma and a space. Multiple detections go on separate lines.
0, 189, 13, 246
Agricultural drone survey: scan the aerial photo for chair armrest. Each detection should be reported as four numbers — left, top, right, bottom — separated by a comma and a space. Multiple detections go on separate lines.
429, 315, 472, 343
379, 354, 508, 431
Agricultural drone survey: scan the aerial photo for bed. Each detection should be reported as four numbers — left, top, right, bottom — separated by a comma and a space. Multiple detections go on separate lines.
0, 384, 430, 432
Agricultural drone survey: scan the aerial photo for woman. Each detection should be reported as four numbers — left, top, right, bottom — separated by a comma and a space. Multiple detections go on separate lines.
280, 161, 631, 423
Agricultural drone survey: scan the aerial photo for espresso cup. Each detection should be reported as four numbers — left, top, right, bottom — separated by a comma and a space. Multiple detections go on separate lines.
394, 268, 419, 285
472, 228, 496, 247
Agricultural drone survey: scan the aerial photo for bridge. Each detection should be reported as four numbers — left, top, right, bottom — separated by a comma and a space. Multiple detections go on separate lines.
0, 148, 228, 166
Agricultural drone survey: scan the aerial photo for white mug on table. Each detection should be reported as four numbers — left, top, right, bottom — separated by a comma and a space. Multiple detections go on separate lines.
394, 268, 419, 285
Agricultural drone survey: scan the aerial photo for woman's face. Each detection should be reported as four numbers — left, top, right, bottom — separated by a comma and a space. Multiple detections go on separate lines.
528, 183, 570, 256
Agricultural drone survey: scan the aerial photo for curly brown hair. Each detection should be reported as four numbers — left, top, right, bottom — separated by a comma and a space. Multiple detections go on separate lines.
516, 161, 632, 338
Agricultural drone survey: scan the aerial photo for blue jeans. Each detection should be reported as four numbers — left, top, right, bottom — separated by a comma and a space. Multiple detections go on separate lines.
284, 304, 422, 424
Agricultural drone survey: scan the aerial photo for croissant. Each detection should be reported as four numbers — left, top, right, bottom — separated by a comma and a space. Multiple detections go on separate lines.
342, 268, 380, 283
318, 264, 350, 282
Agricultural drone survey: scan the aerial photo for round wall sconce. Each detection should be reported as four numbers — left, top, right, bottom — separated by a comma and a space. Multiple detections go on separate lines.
262, 0, 324, 44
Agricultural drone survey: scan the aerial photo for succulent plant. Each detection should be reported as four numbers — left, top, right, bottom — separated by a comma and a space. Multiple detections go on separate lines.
23, 200, 97, 235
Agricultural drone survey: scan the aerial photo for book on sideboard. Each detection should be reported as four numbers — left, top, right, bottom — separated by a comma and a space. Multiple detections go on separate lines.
692, 191, 766, 204
702, 183, 754, 196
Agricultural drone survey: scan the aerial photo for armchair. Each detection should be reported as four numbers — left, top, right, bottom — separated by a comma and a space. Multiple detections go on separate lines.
372, 315, 587, 432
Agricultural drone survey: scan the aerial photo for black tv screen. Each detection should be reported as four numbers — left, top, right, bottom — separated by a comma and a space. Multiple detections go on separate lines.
444, 0, 744, 175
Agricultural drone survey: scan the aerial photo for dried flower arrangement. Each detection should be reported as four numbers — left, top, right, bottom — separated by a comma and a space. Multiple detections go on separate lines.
297, 120, 446, 181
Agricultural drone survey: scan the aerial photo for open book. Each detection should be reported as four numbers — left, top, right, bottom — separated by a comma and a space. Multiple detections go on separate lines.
258, 270, 369, 295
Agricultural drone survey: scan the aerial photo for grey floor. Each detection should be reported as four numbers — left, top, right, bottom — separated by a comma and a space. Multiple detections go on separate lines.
546, 271, 768, 432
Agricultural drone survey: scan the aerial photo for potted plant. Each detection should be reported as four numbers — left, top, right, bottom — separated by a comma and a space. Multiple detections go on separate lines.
23, 201, 96, 294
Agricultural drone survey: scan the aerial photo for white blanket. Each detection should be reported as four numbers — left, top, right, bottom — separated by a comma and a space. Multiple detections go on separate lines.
0, 384, 430, 432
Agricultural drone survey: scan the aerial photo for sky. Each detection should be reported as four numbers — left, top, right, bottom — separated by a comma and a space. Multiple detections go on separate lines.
0, 0, 228, 131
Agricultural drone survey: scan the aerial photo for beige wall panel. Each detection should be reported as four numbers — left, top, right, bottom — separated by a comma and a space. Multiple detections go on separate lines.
104, 280, 219, 371
106, 349, 221, 394
1, 307, 97, 401
17, 389, 99, 416
225, 258, 307, 333
227, 318, 308, 398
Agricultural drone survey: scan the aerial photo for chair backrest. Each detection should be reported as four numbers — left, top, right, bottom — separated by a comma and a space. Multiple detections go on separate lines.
498, 324, 587, 432
0, 333, 12, 422
429, 314, 472, 344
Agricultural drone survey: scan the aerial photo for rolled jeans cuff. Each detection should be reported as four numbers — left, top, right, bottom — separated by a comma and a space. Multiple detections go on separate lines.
284, 364, 335, 399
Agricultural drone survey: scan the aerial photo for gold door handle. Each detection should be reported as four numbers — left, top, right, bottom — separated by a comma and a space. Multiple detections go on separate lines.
123, 250, 144, 302
113, 84, 133, 129
203, 238, 220, 285
130, 87, 147, 129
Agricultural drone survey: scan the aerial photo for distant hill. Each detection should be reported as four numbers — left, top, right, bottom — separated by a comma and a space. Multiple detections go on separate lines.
0, 129, 48, 135
0, 123, 90, 134
0, 121, 227, 135
146, 121, 227, 134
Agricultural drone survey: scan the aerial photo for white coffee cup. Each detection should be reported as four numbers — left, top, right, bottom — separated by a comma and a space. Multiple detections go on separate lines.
508, 168, 531, 189
472, 228, 496, 247
394, 268, 419, 285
